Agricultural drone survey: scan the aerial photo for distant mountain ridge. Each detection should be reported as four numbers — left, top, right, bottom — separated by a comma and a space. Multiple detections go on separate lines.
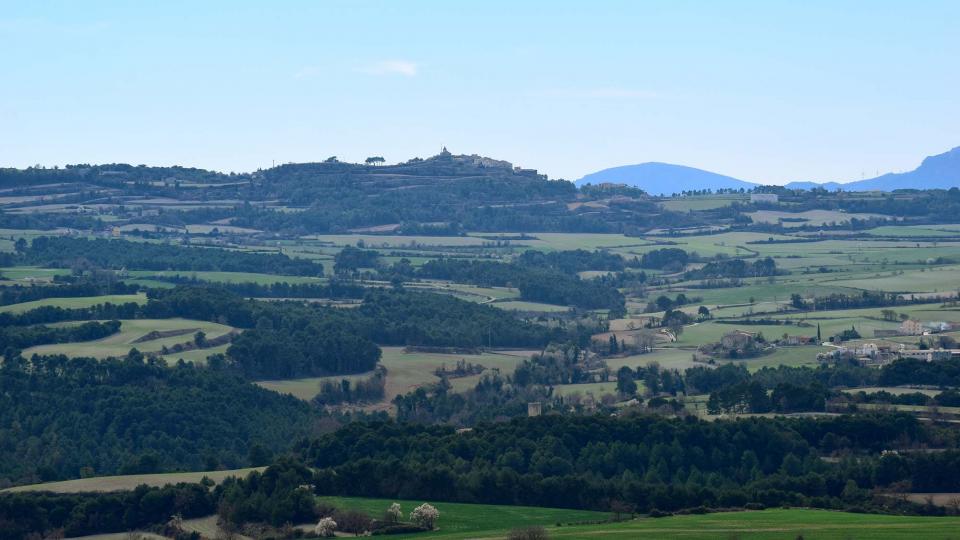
576, 146, 960, 194
575, 162, 756, 196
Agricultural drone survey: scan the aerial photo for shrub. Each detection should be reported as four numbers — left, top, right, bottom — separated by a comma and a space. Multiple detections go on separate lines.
314, 516, 336, 538
333, 509, 372, 535
409, 503, 439, 530
508, 526, 551, 540
371, 523, 430, 536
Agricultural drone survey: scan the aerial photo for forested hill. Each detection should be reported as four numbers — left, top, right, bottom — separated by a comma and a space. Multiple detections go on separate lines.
0, 151, 693, 234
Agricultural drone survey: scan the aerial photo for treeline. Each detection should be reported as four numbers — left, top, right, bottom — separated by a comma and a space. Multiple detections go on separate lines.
0, 320, 120, 352
0, 285, 564, 379
5, 414, 959, 538
707, 380, 827, 414
150, 275, 367, 300
792, 290, 953, 311
0, 352, 313, 486
146, 287, 381, 379
416, 256, 626, 313
514, 249, 634, 273
393, 347, 583, 424
334, 245, 381, 273
346, 289, 573, 348
313, 367, 387, 406
393, 373, 555, 425
0, 460, 320, 539
880, 357, 960, 387
297, 414, 958, 513
684, 257, 779, 280
639, 248, 690, 271
0, 301, 142, 327
685, 359, 960, 414
0, 279, 140, 307
193, 286, 567, 374
22, 236, 324, 276
0, 482, 216, 539
846, 388, 960, 408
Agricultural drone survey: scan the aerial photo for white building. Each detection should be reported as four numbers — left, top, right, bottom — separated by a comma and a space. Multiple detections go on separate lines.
750, 193, 779, 204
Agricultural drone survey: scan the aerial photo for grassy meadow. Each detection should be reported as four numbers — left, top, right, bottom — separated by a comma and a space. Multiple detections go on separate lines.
3, 468, 262, 494
257, 347, 536, 404
0, 293, 147, 313
22, 318, 235, 360
316, 497, 960, 539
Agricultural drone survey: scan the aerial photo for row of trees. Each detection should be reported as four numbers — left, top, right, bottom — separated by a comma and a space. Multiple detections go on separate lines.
298, 414, 958, 512
416, 257, 626, 313
22, 236, 325, 276
0, 278, 140, 307
2, 284, 568, 379
0, 319, 120, 352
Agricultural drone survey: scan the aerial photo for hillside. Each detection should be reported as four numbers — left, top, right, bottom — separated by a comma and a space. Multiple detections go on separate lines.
0, 151, 689, 234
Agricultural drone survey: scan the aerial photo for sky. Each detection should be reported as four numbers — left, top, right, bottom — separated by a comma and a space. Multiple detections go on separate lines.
1, 0, 958, 184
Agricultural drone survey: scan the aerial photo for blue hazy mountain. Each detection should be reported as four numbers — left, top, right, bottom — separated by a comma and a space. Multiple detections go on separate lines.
823, 146, 960, 191
574, 162, 756, 195
578, 146, 960, 193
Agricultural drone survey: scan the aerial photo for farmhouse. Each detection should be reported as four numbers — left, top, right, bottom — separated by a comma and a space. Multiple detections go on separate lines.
898, 349, 959, 362
781, 335, 816, 346
899, 319, 924, 336
721, 330, 757, 350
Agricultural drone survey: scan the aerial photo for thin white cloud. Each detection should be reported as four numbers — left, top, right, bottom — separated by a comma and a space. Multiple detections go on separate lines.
358, 60, 418, 77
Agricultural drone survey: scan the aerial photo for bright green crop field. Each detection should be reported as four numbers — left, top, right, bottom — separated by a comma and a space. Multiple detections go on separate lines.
319, 497, 960, 539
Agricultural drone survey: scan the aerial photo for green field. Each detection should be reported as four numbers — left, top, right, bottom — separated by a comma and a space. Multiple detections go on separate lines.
659, 196, 746, 211
0, 265, 72, 280
257, 347, 536, 404
161, 343, 230, 365
553, 380, 618, 397
22, 318, 235, 360
748, 209, 884, 227
819, 265, 960, 294
867, 224, 960, 238
319, 497, 960, 539
0, 293, 147, 313
318, 496, 606, 539
553, 508, 960, 539
493, 300, 571, 312
606, 349, 702, 372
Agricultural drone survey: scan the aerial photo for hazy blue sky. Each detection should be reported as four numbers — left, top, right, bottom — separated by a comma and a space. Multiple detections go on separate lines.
2, 0, 958, 184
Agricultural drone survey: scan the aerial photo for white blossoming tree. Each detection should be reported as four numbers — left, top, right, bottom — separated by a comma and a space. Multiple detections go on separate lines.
385, 502, 403, 523
314, 516, 337, 538
410, 503, 439, 530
